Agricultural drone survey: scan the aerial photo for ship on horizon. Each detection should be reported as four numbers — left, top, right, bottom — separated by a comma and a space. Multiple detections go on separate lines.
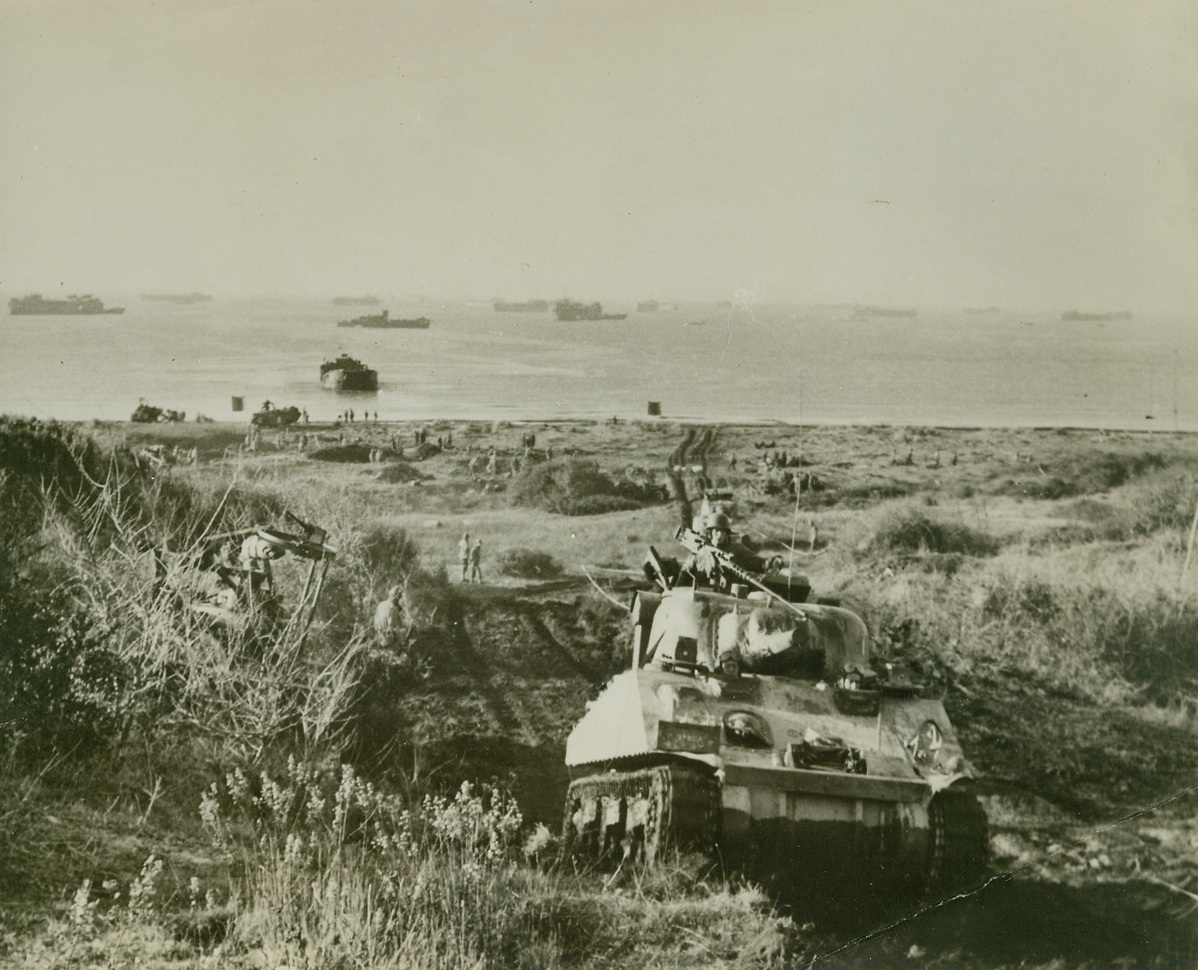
852, 305, 918, 320
333, 295, 381, 307
554, 299, 627, 321
493, 299, 549, 312
1060, 310, 1132, 322
336, 309, 430, 330
10, 293, 125, 315
140, 292, 211, 305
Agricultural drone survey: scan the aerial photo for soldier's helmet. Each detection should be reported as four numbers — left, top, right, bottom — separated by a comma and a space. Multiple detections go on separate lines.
706, 511, 732, 532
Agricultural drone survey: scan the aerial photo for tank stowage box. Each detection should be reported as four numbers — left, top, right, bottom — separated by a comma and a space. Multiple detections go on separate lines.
563, 586, 987, 898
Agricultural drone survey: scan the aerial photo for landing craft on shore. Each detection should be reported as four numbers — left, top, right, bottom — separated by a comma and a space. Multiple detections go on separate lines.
319, 354, 379, 392
563, 524, 988, 901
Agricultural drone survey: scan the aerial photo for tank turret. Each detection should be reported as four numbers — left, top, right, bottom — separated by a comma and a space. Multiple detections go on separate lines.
562, 529, 988, 900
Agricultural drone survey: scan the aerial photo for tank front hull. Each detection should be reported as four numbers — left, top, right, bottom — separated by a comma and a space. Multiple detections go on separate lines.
720, 779, 929, 897
564, 762, 985, 899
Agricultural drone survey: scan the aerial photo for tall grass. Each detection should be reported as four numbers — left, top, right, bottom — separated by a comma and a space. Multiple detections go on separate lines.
0, 420, 413, 772
197, 759, 793, 970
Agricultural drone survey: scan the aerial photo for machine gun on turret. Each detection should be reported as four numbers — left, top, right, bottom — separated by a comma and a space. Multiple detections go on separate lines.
674, 526, 811, 609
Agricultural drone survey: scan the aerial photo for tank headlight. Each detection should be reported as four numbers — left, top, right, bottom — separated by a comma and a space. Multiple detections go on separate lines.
723, 711, 773, 748
907, 720, 943, 767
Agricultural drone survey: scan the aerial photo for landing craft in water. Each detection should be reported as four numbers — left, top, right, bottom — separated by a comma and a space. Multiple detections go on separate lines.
319, 354, 379, 392
336, 310, 430, 330
9, 293, 125, 315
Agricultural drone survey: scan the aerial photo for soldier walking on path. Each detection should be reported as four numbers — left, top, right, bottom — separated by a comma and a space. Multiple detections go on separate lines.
469, 538, 483, 583
458, 532, 471, 582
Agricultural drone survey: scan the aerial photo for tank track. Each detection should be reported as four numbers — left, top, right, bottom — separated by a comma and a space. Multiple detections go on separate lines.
926, 788, 989, 895
562, 763, 720, 867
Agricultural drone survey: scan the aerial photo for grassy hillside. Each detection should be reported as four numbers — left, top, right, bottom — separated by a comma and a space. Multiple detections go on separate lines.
2, 416, 1197, 968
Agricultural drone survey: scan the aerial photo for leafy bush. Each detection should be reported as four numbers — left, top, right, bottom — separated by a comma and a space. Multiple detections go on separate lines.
496, 547, 563, 579
509, 458, 655, 516
870, 507, 1000, 557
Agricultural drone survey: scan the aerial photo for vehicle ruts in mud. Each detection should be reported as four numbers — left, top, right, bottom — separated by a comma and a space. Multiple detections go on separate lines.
562, 528, 987, 900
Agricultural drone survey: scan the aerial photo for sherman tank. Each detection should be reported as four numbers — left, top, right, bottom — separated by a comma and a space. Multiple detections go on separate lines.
562, 529, 988, 899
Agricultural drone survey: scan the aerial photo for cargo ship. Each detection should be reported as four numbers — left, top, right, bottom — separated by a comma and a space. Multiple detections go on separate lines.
319, 354, 379, 391
9, 294, 125, 315
336, 310, 430, 329
636, 300, 660, 312
554, 299, 627, 321
333, 295, 381, 307
493, 299, 550, 312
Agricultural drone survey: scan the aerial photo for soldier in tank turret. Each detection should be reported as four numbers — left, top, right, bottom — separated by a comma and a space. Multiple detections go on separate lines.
680, 511, 766, 591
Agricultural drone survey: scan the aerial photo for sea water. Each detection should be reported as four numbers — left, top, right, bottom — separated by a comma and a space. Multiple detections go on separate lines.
1, 297, 1196, 430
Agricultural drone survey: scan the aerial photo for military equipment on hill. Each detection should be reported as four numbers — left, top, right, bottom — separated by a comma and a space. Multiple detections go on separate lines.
319, 354, 379, 392
562, 528, 987, 900
10, 293, 125, 315
131, 402, 185, 423
184, 511, 337, 632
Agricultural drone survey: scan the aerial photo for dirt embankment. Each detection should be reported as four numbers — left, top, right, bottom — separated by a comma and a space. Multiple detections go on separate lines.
356, 581, 628, 824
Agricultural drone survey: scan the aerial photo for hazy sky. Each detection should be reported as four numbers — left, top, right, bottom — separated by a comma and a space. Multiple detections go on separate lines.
2, 0, 1195, 309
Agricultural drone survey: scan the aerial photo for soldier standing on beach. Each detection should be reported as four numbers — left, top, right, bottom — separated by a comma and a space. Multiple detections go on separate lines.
469, 539, 483, 583
458, 532, 470, 581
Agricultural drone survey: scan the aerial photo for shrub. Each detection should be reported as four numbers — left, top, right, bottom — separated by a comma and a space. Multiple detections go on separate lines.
1000, 451, 1173, 500
496, 548, 563, 579
509, 458, 653, 516
870, 507, 1000, 557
